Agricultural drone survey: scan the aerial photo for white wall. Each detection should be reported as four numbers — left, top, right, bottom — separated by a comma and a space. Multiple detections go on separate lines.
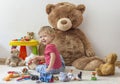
0, 0, 120, 60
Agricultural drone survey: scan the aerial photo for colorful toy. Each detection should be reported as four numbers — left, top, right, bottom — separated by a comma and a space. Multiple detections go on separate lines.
39, 72, 54, 82
59, 72, 70, 82
91, 72, 97, 80
16, 75, 31, 81
96, 53, 117, 76
5, 48, 25, 67
4, 72, 20, 81
67, 70, 75, 80
9, 39, 39, 60
22, 67, 29, 75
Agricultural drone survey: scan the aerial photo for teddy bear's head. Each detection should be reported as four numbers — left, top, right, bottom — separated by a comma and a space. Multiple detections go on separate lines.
106, 53, 117, 64
11, 48, 19, 57
46, 2, 85, 31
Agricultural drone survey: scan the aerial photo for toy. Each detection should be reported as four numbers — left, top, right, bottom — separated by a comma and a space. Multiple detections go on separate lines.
39, 72, 54, 82
16, 75, 31, 81
30, 75, 39, 80
91, 72, 97, 80
59, 72, 70, 82
38, 2, 104, 71
77, 71, 82, 80
5, 48, 25, 67
67, 70, 75, 80
4, 72, 20, 81
96, 53, 117, 76
23, 32, 34, 41
27, 57, 45, 70
22, 67, 29, 75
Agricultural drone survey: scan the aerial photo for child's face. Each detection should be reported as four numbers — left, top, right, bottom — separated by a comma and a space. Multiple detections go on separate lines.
39, 32, 54, 45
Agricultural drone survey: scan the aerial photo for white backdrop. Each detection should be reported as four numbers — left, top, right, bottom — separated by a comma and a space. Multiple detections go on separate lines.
0, 0, 120, 60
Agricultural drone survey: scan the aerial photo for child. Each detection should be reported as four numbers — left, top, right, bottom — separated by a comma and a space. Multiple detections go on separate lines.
32, 26, 65, 74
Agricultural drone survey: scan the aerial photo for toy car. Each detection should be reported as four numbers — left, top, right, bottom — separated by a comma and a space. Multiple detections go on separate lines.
39, 72, 54, 82
30, 75, 39, 80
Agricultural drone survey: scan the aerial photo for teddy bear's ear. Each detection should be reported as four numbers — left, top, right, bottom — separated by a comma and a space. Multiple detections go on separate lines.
46, 4, 55, 14
77, 4, 85, 14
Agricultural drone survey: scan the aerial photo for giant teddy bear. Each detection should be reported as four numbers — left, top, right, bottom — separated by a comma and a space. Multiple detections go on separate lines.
39, 2, 104, 71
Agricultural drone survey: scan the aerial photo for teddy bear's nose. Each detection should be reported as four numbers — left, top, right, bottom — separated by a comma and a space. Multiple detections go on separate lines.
61, 20, 67, 25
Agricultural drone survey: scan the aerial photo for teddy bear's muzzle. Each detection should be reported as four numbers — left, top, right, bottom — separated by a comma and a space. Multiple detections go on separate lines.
57, 18, 72, 31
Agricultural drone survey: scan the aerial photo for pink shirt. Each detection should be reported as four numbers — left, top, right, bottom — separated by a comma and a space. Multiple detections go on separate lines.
44, 44, 62, 69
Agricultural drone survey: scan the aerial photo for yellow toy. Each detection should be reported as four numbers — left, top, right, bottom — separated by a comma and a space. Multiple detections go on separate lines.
3, 73, 20, 81
96, 53, 117, 76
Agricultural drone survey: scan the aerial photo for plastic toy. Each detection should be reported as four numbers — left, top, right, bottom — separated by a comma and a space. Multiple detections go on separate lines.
59, 72, 70, 82
16, 75, 30, 81
91, 72, 97, 80
4, 73, 20, 81
67, 70, 75, 80
39, 72, 54, 82
30, 75, 39, 80
22, 67, 28, 75
77, 71, 82, 80
9, 39, 39, 60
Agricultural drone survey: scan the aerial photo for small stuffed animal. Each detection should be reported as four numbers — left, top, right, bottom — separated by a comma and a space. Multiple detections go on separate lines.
23, 32, 34, 41
95, 53, 117, 76
5, 49, 25, 67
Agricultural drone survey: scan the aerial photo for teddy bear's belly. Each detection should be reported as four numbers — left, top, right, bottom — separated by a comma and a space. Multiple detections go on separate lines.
54, 35, 85, 65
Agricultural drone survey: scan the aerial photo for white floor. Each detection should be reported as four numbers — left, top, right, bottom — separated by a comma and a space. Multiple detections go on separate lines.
0, 65, 120, 84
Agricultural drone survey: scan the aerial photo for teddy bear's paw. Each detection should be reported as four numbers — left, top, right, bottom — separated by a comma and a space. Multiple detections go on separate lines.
86, 48, 95, 57
18, 61, 25, 66
10, 62, 17, 67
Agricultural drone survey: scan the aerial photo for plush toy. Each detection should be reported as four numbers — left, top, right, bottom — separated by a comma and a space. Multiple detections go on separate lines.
23, 32, 34, 41
5, 49, 25, 67
95, 53, 117, 76
40, 2, 104, 70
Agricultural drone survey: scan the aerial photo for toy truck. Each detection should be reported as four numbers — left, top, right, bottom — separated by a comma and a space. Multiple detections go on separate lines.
39, 72, 54, 82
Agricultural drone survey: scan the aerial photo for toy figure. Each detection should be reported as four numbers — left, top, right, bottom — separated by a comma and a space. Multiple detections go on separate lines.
91, 72, 97, 80
59, 72, 70, 82
67, 69, 75, 80
77, 71, 82, 80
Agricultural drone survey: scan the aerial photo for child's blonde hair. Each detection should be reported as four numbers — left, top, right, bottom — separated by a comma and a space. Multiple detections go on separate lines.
38, 26, 55, 36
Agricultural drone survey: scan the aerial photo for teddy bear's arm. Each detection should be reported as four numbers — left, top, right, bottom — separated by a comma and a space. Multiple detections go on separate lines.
5, 58, 10, 65
76, 29, 95, 56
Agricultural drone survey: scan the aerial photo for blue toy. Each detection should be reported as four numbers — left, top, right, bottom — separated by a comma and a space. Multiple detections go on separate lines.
39, 72, 54, 82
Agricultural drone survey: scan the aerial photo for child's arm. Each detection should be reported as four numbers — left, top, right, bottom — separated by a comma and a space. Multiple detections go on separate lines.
46, 53, 55, 72
29, 55, 45, 64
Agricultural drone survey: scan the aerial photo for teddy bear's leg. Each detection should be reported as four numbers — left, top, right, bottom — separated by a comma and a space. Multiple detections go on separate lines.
18, 60, 25, 66
5, 58, 10, 65
95, 68, 103, 76
9, 62, 17, 67
72, 57, 104, 71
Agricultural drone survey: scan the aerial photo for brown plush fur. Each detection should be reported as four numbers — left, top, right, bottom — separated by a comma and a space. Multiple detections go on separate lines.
5, 49, 25, 67
38, 2, 105, 70
96, 53, 117, 76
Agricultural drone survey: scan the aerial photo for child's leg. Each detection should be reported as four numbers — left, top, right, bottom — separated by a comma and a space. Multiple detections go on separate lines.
49, 55, 65, 74
36, 64, 47, 73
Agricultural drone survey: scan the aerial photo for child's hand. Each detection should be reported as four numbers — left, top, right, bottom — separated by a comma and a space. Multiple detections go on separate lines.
46, 68, 51, 72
